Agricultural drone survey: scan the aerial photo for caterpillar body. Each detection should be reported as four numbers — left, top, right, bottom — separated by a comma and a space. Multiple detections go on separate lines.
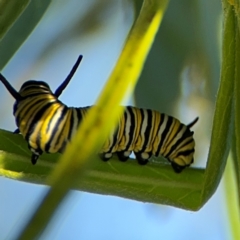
0, 55, 198, 173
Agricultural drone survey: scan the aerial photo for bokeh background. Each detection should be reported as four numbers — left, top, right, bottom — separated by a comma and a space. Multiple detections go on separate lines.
0, 0, 230, 239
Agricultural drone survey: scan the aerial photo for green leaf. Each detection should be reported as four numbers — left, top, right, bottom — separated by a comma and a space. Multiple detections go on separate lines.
0, 0, 51, 69
0, 0, 30, 39
0, 129, 204, 211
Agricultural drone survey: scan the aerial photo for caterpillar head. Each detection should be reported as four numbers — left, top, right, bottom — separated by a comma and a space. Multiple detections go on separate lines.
0, 55, 83, 165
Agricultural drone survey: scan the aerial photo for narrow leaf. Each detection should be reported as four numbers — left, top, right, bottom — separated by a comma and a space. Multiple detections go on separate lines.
201, 2, 234, 204
0, 0, 52, 69
0, 0, 30, 39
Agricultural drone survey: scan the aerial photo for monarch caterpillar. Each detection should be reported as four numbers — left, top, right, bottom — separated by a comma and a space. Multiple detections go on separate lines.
0, 55, 198, 173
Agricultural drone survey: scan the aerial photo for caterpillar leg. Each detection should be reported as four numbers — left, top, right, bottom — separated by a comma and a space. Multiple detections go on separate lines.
99, 152, 113, 161
13, 128, 20, 134
28, 144, 42, 165
171, 161, 186, 173
31, 153, 39, 165
135, 152, 151, 165
99, 151, 131, 162
117, 151, 131, 162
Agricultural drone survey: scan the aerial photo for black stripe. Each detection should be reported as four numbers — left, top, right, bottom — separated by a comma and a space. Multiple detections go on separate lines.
76, 106, 90, 126
124, 107, 136, 151
20, 92, 51, 99
26, 102, 54, 141
168, 128, 194, 156
15, 98, 39, 123
76, 108, 83, 126
135, 108, 145, 152
156, 115, 173, 156
46, 104, 62, 133
120, 110, 128, 150
164, 124, 184, 158
68, 107, 90, 140
20, 81, 50, 90
68, 109, 75, 140
106, 125, 119, 153
177, 137, 194, 152
166, 134, 194, 158
33, 103, 58, 151
15, 96, 52, 126
45, 106, 69, 152
141, 109, 153, 152
153, 113, 163, 152
176, 148, 194, 157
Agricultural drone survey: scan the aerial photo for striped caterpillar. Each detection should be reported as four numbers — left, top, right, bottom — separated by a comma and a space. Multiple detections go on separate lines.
0, 55, 198, 173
